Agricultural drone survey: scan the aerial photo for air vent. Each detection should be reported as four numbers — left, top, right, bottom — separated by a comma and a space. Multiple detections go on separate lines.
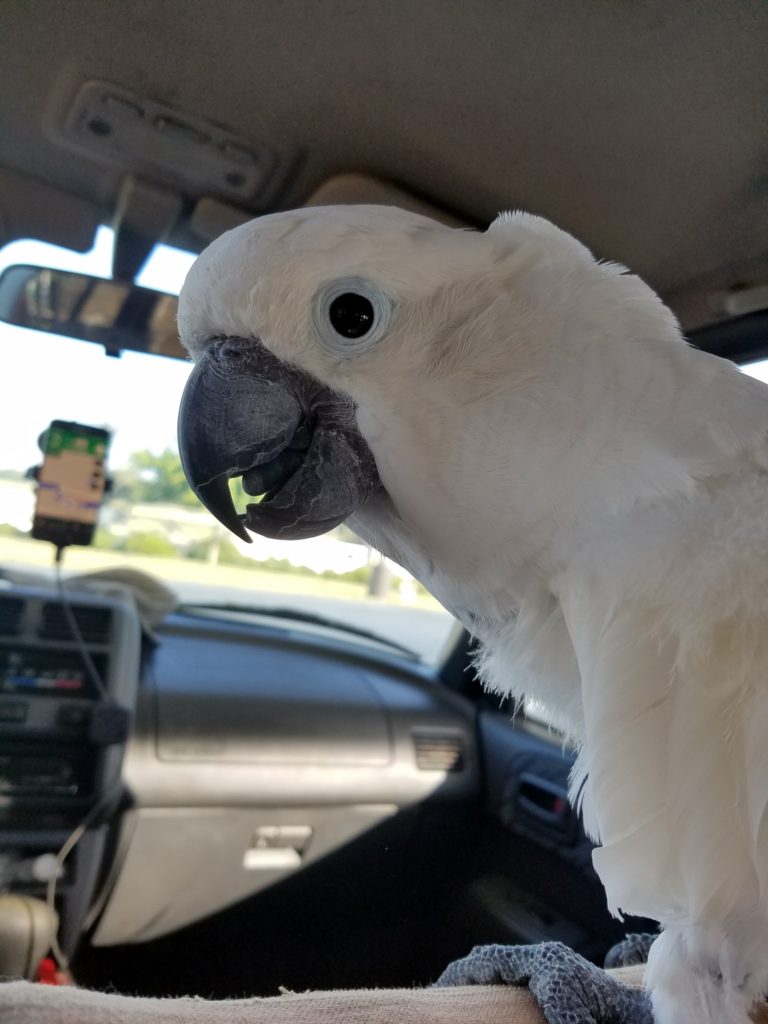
413, 732, 465, 772
39, 602, 112, 644
0, 597, 24, 635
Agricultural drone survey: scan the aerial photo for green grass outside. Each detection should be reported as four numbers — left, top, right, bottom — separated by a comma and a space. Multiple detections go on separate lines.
0, 533, 443, 609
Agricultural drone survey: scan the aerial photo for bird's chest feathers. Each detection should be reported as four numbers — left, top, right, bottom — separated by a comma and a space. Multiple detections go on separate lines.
358, 399, 569, 568
354, 404, 554, 623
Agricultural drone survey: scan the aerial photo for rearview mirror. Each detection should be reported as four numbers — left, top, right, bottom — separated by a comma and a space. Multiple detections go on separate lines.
0, 265, 187, 360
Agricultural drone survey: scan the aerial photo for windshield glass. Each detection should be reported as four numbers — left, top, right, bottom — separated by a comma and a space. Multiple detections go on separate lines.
0, 230, 456, 663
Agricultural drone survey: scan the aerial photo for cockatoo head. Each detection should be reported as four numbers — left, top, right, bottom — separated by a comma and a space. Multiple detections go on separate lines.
177, 204, 680, 572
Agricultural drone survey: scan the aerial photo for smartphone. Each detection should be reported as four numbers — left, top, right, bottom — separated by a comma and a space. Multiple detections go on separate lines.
32, 420, 111, 548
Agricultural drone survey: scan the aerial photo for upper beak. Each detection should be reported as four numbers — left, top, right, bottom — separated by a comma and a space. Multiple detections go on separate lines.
178, 337, 382, 541
178, 337, 309, 541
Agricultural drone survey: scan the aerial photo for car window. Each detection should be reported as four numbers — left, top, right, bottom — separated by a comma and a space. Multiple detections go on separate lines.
743, 359, 768, 386
0, 230, 455, 663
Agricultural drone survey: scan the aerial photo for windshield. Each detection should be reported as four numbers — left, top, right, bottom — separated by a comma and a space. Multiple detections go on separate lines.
0, 230, 456, 663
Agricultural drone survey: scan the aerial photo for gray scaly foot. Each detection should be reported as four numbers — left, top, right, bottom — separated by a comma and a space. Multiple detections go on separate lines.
434, 941, 654, 1024
604, 932, 657, 969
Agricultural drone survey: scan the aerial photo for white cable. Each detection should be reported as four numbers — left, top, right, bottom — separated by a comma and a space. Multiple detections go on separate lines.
53, 548, 108, 698
44, 546, 119, 971
44, 783, 120, 972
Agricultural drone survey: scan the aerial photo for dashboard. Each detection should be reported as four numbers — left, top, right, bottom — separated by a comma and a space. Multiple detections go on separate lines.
0, 579, 645, 995
0, 583, 479, 956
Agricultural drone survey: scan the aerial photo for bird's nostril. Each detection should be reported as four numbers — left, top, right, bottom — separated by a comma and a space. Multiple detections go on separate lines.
220, 338, 247, 357
212, 336, 258, 359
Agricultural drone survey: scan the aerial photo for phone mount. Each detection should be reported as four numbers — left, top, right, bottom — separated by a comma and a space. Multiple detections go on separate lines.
26, 420, 113, 553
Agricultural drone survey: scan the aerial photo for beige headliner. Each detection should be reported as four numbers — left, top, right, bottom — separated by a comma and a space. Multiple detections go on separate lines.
2, 0, 767, 329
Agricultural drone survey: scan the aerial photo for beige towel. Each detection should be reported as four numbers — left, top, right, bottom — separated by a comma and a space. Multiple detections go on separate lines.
0, 968, 646, 1024
3, 967, 767, 1022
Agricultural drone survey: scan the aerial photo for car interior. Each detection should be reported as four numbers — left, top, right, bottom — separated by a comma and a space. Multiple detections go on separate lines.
0, 0, 767, 1006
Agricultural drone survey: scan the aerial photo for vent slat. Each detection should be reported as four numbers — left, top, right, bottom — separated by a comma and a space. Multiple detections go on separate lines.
39, 602, 112, 644
413, 732, 465, 772
0, 597, 24, 636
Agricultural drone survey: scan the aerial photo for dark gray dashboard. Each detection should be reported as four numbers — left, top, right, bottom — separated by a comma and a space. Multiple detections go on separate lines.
93, 609, 480, 943
0, 585, 479, 950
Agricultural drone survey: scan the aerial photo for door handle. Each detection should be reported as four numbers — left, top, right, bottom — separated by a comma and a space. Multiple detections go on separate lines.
515, 773, 576, 840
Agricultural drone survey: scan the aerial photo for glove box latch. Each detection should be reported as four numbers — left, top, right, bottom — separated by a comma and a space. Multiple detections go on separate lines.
243, 825, 312, 870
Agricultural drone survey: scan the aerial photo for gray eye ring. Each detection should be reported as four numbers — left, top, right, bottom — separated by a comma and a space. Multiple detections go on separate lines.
312, 277, 393, 359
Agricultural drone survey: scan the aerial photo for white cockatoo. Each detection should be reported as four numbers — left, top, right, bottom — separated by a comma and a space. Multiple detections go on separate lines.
176, 204, 768, 1024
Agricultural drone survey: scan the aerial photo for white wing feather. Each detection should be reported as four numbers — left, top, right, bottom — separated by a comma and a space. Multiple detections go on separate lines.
557, 471, 768, 1024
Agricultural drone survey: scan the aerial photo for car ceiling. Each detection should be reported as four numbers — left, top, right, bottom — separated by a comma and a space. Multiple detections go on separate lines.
2, 0, 767, 330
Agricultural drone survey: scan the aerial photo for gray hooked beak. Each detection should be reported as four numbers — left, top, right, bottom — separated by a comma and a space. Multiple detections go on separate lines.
178, 337, 381, 541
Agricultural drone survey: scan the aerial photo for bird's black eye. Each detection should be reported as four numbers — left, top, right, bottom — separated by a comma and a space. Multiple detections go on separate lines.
328, 293, 375, 338
313, 277, 392, 358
